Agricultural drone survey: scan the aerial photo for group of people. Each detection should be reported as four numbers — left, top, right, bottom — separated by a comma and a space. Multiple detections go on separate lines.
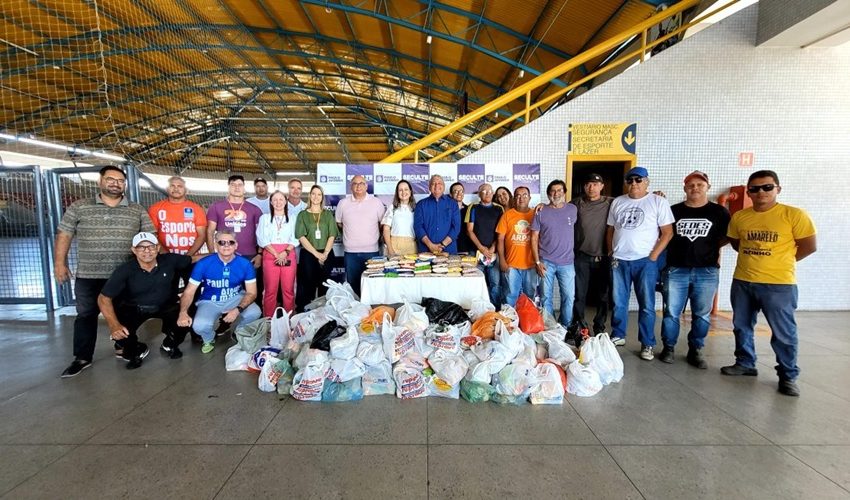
55, 165, 817, 398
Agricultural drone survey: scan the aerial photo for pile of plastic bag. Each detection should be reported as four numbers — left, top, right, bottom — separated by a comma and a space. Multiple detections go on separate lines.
225, 286, 624, 404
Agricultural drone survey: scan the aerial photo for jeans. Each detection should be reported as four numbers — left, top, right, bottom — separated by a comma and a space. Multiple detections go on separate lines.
72, 278, 108, 362
115, 302, 190, 355
193, 293, 262, 343
573, 252, 610, 332
611, 257, 659, 346
660, 266, 719, 349
541, 260, 575, 327
295, 249, 333, 312
478, 258, 503, 309
344, 251, 379, 297
504, 267, 537, 307
730, 279, 800, 381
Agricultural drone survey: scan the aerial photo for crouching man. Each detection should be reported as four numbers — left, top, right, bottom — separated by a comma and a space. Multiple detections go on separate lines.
177, 229, 262, 353
97, 232, 194, 369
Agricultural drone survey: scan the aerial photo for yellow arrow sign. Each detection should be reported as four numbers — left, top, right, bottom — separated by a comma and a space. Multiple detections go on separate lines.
568, 123, 636, 155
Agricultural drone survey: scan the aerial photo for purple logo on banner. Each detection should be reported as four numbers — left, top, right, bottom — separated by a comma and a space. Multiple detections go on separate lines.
513, 164, 541, 194
457, 164, 486, 194
345, 164, 374, 194
401, 163, 431, 195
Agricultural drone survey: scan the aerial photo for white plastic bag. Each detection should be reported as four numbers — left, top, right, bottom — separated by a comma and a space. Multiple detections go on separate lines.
512, 334, 539, 368
341, 301, 371, 328
598, 333, 624, 384
294, 348, 329, 371
581, 336, 616, 386
499, 304, 520, 330
530, 362, 565, 405
495, 320, 523, 357
566, 361, 603, 397
393, 364, 427, 399
258, 356, 282, 392
225, 345, 251, 372
290, 308, 330, 345
381, 312, 416, 363
428, 350, 469, 386
330, 324, 359, 360
290, 363, 328, 401
493, 364, 534, 397
426, 375, 460, 399
425, 323, 461, 354
466, 360, 493, 384
356, 340, 386, 366
269, 307, 291, 350
327, 357, 366, 382
394, 298, 429, 334
248, 346, 281, 373
542, 331, 577, 368
472, 340, 513, 372
468, 298, 495, 321
362, 360, 395, 396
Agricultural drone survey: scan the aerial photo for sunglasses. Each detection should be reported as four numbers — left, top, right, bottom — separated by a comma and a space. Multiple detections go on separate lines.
217, 240, 237, 247
747, 184, 776, 193
625, 177, 644, 184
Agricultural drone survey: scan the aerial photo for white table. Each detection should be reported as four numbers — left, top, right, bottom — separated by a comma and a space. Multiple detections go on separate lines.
359, 275, 489, 308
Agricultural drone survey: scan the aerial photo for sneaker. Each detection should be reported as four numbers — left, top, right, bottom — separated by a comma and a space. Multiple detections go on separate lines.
611, 336, 626, 347
160, 343, 183, 359
137, 343, 150, 360
686, 348, 708, 369
201, 341, 215, 354
778, 379, 800, 397
640, 345, 655, 361
114, 349, 124, 360
658, 345, 675, 364
720, 364, 758, 376
61, 360, 91, 378
126, 356, 143, 370
214, 317, 232, 337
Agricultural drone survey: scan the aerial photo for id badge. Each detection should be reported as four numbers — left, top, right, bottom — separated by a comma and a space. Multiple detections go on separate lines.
233, 224, 241, 233
315, 228, 322, 239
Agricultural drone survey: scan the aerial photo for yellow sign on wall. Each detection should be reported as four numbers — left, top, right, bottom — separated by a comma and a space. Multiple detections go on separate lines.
568, 123, 637, 155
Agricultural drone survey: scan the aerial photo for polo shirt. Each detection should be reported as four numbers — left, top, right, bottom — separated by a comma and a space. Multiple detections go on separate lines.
189, 254, 257, 303
335, 194, 386, 253
101, 253, 192, 307
413, 194, 460, 253
57, 195, 155, 279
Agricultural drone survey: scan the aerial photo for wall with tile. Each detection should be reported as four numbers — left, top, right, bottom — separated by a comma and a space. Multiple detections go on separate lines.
464, 5, 850, 310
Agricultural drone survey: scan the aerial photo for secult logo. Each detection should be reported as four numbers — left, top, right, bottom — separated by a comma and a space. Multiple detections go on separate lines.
514, 174, 540, 182
458, 174, 485, 183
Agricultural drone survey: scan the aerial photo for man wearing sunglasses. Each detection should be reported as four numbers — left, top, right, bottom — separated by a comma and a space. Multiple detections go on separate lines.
96, 233, 195, 368
177, 230, 262, 354
606, 167, 675, 361
723, 170, 817, 397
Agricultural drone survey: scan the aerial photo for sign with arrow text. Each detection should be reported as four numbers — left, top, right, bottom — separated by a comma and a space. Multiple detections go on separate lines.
568, 122, 637, 155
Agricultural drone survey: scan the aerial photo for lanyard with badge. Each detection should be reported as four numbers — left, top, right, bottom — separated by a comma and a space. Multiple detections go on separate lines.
312, 211, 322, 240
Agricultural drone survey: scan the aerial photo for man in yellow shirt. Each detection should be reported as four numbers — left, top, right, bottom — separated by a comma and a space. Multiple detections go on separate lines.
723, 170, 817, 397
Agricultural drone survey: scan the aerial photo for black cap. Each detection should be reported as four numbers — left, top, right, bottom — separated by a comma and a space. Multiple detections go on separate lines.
253, 177, 268, 185
584, 173, 604, 184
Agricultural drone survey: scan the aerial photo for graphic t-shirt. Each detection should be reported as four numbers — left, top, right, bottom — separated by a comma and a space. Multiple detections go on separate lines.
667, 202, 730, 268
206, 199, 263, 257
189, 254, 257, 303
531, 204, 577, 265
607, 193, 675, 261
496, 209, 535, 270
727, 204, 816, 285
148, 199, 207, 254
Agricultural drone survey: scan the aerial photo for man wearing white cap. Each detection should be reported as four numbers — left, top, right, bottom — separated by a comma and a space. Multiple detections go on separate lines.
659, 171, 730, 367
97, 232, 195, 368
606, 166, 674, 361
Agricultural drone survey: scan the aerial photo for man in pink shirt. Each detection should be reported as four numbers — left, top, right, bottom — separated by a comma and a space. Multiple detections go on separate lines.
335, 175, 386, 295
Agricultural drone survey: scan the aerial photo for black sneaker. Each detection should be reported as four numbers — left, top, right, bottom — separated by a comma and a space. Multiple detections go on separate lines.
160, 343, 183, 359
658, 345, 675, 364
61, 360, 91, 378
686, 348, 708, 369
778, 379, 800, 397
720, 364, 758, 376
125, 343, 150, 370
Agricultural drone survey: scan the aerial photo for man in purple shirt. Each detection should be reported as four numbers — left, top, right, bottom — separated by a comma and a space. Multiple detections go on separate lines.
531, 180, 578, 331
335, 174, 386, 295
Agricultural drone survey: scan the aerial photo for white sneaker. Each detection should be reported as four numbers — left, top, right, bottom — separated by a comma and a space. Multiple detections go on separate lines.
640, 345, 654, 361
611, 336, 626, 346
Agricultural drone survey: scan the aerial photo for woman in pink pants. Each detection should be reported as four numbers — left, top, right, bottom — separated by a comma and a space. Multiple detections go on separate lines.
256, 191, 300, 315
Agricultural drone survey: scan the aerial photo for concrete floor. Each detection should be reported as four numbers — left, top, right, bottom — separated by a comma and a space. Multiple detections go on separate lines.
1, 306, 849, 499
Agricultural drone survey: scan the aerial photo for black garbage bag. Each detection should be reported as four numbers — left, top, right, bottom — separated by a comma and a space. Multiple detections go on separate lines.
422, 297, 470, 325
310, 320, 345, 351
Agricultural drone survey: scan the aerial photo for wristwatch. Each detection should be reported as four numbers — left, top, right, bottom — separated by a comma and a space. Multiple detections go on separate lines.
535, 260, 541, 265
236, 305, 245, 313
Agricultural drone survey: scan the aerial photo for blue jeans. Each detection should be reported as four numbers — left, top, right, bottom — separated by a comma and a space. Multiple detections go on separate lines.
344, 251, 379, 297
541, 260, 575, 328
505, 267, 537, 307
661, 266, 719, 349
611, 257, 659, 346
193, 293, 262, 343
478, 258, 503, 309
730, 279, 799, 381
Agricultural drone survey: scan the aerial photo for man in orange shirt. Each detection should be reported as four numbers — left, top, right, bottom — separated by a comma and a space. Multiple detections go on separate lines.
148, 176, 207, 256
497, 186, 537, 307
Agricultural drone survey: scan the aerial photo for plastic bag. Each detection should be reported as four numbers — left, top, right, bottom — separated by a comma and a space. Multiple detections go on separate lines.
327, 357, 367, 382
235, 317, 270, 354
530, 362, 566, 404
425, 323, 461, 354
340, 301, 371, 328
290, 362, 328, 401
472, 340, 514, 370
467, 298, 495, 321
460, 379, 495, 403
580, 336, 616, 385
427, 350, 469, 386
276, 359, 296, 395
495, 320, 523, 357
258, 356, 282, 392
493, 364, 534, 397
491, 392, 530, 405
356, 341, 386, 366
598, 333, 624, 384
426, 375, 460, 399
294, 348, 329, 371
566, 361, 603, 397
542, 331, 577, 368
248, 346, 282, 373
471, 311, 511, 340
422, 297, 470, 325
382, 312, 416, 363
290, 309, 330, 345
360, 305, 396, 333
225, 345, 251, 371
269, 307, 291, 350
394, 298, 429, 334
393, 364, 427, 399
310, 320, 345, 351
322, 378, 364, 402
499, 304, 520, 330
330, 325, 359, 360
512, 334, 539, 368
515, 294, 544, 333
362, 360, 395, 396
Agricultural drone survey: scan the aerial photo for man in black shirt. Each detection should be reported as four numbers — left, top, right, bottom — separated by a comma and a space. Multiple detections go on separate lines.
659, 171, 730, 367
466, 183, 505, 307
98, 232, 194, 368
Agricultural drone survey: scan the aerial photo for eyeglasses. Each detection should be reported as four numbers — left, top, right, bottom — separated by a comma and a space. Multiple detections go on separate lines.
747, 184, 776, 193
515, 193, 530, 199
351, 181, 366, 186
103, 177, 126, 184
135, 245, 157, 252
625, 177, 644, 184
217, 240, 237, 247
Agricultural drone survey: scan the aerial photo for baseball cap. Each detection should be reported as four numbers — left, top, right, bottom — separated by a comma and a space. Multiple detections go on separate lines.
584, 173, 604, 183
625, 167, 649, 179
132, 232, 158, 247
253, 177, 268, 185
684, 170, 709, 184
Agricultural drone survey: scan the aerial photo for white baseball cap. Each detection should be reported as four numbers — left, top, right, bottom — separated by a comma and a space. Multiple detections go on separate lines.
132, 232, 158, 247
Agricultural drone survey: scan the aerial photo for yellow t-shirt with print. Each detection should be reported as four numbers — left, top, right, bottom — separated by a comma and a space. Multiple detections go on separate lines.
727, 204, 816, 284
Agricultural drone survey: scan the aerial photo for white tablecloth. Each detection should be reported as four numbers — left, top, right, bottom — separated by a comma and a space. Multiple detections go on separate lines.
360, 275, 489, 308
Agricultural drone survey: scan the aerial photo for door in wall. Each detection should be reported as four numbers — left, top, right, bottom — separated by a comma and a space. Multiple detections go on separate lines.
570, 160, 633, 199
